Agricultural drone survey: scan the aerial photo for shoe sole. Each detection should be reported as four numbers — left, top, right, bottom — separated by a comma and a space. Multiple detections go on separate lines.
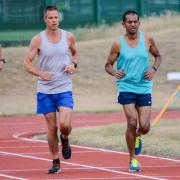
62, 146, 71, 159
48, 169, 61, 174
129, 168, 140, 172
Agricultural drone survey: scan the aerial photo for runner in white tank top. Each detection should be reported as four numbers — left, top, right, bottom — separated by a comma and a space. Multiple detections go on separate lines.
37, 29, 72, 94
24, 5, 79, 174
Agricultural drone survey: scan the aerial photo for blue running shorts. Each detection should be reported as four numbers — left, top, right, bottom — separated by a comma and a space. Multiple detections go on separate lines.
118, 92, 152, 107
37, 91, 74, 114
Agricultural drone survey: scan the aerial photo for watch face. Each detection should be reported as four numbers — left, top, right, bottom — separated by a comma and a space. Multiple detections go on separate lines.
1, 59, 6, 63
72, 62, 77, 68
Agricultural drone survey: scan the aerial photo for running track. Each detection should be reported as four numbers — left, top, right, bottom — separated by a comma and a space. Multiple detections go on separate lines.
0, 111, 180, 180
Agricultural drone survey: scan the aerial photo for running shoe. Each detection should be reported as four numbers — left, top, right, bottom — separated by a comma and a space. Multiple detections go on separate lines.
60, 134, 71, 159
129, 158, 140, 172
48, 159, 61, 174
135, 136, 142, 155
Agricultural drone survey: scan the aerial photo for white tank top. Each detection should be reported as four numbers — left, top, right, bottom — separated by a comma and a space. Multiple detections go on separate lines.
37, 29, 72, 94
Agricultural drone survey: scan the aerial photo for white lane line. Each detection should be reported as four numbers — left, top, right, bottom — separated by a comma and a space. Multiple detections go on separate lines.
46, 177, 147, 180
71, 144, 180, 163
1, 163, 180, 172
0, 151, 167, 180
0, 145, 47, 149
0, 173, 27, 180
14, 134, 180, 164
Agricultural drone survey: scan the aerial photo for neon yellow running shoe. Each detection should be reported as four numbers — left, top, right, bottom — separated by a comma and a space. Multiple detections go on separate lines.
129, 158, 140, 172
135, 136, 142, 155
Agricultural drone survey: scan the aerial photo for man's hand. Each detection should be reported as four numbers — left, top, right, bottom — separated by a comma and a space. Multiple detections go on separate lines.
144, 68, 156, 80
64, 63, 76, 74
39, 71, 55, 80
115, 69, 126, 79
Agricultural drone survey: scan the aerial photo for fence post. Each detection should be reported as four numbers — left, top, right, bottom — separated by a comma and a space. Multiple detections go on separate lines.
94, 0, 100, 26
45, 0, 56, 6
137, 0, 142, 17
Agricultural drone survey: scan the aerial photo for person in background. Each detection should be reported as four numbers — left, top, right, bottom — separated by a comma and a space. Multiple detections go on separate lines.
105, 10, 161, 171
0, 44, 6, 70
24, 5, 78, 174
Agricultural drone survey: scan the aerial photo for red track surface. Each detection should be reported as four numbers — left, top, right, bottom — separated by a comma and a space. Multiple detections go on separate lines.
0, 111, 180, 180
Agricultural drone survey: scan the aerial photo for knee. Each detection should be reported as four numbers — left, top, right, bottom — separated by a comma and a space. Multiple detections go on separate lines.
60, 123, 72, 135
48, 125, 58, 135
140, 125, 150, 135
127, 117, 137, 130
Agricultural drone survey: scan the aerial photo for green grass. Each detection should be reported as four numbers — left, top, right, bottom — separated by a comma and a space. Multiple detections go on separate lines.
0, 30, 40, 42
1, 13, 180, 44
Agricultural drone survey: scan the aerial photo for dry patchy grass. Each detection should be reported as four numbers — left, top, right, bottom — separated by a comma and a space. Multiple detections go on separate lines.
0, 14, 180, 115
70, 120, 180, 159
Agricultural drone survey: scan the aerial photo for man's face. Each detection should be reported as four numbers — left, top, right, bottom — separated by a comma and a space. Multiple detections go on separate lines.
44, 10, 60, 31
122, 14, 140, 35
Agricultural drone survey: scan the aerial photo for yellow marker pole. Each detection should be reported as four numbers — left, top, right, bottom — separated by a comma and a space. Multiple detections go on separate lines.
152, 85, 180, 126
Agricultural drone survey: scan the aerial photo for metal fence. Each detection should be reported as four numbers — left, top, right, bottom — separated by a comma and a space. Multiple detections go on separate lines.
0, 0, 180, 30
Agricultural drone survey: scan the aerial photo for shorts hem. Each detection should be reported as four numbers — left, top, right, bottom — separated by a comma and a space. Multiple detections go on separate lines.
57, 105, 73, 110
36, 110, 56, 115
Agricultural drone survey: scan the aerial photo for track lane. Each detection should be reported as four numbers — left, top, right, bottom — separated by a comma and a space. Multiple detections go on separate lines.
0, 112, 180, 179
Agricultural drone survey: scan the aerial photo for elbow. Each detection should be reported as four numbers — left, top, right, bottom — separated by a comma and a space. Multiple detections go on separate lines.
23, 59, 30, 72
23, 60, 28, 70
105, 63, 109, 72
158, 54, 162, 65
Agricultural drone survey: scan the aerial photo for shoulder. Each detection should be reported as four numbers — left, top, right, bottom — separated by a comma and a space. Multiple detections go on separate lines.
66, 31, 76, 43
142, 32, 153, 43
30, 33, 41, 49
111, 37, 121, 52
142, 32, 155, 49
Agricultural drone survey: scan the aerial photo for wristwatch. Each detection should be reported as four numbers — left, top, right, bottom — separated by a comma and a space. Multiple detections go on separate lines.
1, 59, 6, 63
152, 66, 158, 71
72, 62, 77, 68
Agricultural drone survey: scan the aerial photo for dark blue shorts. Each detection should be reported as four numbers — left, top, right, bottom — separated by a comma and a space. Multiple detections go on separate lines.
117, 92, 152, 107
37, 91, 74, 114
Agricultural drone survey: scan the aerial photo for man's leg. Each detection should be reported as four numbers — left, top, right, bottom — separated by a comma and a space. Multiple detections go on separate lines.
134, 106, 151, 156
59, 107, 72, 137
123, 104, 138, 160
136, 106, 151, 136
44, 112, 60, 173
59, 107, 72, 159
123, 104, 140, 171
44, 112, 59, 159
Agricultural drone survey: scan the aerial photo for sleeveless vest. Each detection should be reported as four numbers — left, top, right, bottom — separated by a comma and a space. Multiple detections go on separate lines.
116, 31, 152, 94
37, 29, 72, 94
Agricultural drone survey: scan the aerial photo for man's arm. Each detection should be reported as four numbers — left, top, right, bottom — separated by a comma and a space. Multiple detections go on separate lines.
65, 32, 79, 74
105, 39, 125, 79
24, 35, 54, 80
149, 37, 161, 70
144, 37, 162, 80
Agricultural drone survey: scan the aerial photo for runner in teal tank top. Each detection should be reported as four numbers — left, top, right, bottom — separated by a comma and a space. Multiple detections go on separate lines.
105, 10, 162, 172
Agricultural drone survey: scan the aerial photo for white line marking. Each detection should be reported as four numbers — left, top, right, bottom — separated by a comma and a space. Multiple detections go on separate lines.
0, 145, 47, 149
46, 177, 147, 180
1, 165, 180, 172
0, 173, 27, 180
14, 133, 180, 164
71, 144, 180, 163
0, 151, 168, 180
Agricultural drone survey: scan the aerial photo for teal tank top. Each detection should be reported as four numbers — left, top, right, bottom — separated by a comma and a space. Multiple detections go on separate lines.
116, 31, 152, 94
